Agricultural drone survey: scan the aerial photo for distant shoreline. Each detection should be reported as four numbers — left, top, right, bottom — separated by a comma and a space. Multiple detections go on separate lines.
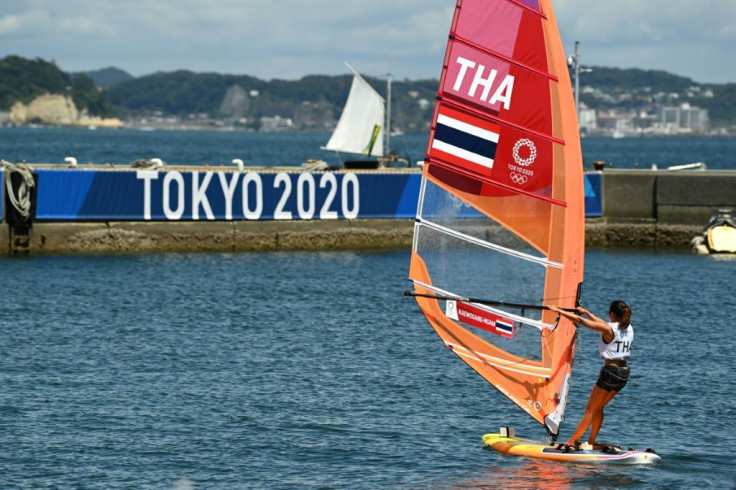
1, 123, 734, 137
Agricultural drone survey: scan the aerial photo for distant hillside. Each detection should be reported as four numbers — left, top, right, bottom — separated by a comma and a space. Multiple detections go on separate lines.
109, 66, 736, 129
577, 66, 736, 126
108, 70, 267, 115
700, 83, 736, 127
107, 70, 438, 131
2, 55, 735, 129
0, 55, 115, 117
0, 56, 69, 108
80, 66, 134, 88
582, 66, 696, 93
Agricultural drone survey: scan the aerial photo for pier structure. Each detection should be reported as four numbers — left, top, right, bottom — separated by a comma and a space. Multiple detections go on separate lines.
1, 163, 734, 255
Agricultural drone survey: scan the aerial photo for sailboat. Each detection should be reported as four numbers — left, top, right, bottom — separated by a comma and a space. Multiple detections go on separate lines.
405, 0, 659, 464
322, 63, 408, 169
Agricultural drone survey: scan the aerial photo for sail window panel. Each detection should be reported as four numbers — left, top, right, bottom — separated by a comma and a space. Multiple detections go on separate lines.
419, 178, 548, 261
413, 224, 546, 322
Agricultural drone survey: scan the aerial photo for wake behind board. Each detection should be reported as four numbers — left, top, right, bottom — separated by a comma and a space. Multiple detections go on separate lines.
483, 433, 661, 465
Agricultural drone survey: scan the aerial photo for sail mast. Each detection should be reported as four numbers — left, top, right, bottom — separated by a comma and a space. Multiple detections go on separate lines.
385, 73, 392, 156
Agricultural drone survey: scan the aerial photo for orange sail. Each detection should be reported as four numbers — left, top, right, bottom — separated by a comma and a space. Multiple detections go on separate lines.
408, 0, 584, 438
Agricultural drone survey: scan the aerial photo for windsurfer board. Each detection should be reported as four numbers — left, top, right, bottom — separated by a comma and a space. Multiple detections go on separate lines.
482, 433, 661, 465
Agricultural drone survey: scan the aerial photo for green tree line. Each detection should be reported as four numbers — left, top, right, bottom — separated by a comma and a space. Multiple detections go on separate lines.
0, 55, 115, 117
2, 55, 735, 128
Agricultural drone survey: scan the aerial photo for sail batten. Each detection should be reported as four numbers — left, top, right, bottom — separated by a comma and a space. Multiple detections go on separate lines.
416, 218, 563, 269
507, 0, 546, 17
408, 0, 584, 438
449, 34, 559, 82
426, 159, 567, 207
409, 279, 555, 331
446, 342, 552, 377
437, 96, 566, 145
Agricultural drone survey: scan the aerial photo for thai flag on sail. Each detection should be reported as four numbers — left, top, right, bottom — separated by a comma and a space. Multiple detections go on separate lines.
430, 105, 501, 176
494, 318, 514, 337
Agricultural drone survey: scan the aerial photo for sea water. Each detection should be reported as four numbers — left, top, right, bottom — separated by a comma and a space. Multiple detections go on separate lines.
1, 126, 736, 170
1, 250, 734, 488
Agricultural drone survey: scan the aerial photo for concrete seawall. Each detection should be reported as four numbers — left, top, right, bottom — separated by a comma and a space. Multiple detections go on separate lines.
0, 219, 706, 255
602, 169, 736, 224
1, 220, 417, 255
592, 169, 736, 248
3, 167, 734, 255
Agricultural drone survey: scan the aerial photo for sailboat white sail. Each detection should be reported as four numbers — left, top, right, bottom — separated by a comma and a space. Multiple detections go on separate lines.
322, 63, 385, 157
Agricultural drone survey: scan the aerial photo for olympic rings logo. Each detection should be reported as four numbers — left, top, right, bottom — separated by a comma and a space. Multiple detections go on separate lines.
510, 172, 528, 185
513, 138, 537, 167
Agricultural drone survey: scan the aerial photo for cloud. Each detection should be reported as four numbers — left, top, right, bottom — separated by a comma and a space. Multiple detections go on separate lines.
553, 0, 736, 82
0, 7, 112, 37
0, 0, 733, 83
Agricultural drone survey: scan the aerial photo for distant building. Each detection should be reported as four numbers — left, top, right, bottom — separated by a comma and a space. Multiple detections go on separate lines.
578, 102, 596, 131
657, 103, 709, 133
260, 115, 293, 132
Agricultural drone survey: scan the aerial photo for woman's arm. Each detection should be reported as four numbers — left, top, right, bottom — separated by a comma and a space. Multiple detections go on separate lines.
548, 305, 613, 340
576, 306, 608, 326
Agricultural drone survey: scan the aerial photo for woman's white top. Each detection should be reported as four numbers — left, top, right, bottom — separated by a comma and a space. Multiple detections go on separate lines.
599, 322, 634, 360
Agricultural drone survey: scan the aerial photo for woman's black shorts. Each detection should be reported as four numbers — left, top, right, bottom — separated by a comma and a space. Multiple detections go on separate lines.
596, 365, 630, 392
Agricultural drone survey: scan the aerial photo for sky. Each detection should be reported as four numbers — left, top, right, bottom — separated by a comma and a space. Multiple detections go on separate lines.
1, 0, 734, 84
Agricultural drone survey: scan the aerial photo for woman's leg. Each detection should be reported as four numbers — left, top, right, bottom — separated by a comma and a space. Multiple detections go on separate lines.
567, 384, 609, 444
588, 389, 617, 444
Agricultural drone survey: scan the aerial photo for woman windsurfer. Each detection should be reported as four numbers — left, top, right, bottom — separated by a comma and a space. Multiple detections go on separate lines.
549, 301, 634, 447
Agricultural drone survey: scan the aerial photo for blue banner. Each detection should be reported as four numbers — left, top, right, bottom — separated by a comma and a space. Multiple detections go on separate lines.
32, 169, 603, 221
584, 172, 603, 217
35, 169, 421, 221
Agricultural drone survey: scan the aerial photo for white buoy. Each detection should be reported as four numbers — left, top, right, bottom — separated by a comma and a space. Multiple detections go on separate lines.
65, 156, 78, 167
232, 159, 244, 171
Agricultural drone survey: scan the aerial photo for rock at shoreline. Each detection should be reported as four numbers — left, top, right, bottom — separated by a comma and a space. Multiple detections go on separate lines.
9, 94, 123, 128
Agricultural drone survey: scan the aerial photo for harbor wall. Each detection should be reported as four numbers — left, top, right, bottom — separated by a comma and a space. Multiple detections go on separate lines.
1, 166, 423, 254
2, 165, 733, 254
594, 169, 736, 247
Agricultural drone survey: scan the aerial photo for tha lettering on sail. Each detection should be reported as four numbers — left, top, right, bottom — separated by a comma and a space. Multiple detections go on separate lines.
452, 56, 515, 111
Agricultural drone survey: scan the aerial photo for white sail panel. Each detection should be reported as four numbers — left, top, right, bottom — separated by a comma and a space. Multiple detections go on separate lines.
323, 69, 385, 157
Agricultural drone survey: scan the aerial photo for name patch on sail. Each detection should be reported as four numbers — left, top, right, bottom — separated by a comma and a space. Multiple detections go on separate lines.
445, 300, 515, 338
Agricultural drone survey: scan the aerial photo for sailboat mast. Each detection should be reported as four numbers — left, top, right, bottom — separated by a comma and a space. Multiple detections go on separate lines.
385, 73, 392, 156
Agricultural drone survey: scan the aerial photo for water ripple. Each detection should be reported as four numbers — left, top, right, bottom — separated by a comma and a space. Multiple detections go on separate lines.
0, 251, 733, 488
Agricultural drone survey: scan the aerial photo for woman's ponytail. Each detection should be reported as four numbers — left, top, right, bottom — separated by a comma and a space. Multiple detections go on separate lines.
609, 300, 631, 329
